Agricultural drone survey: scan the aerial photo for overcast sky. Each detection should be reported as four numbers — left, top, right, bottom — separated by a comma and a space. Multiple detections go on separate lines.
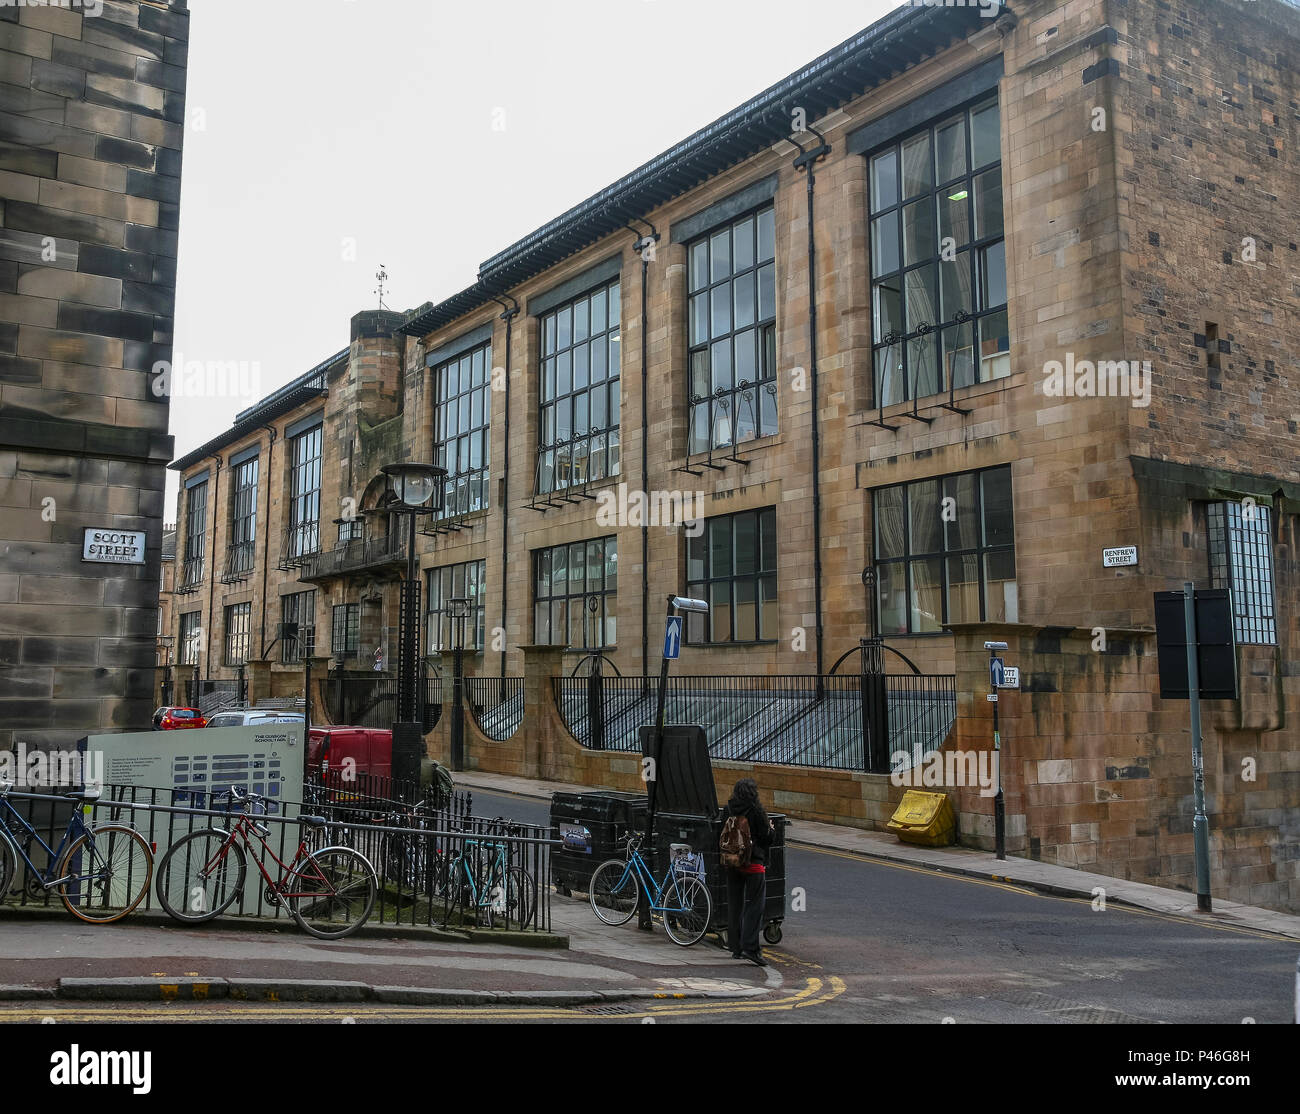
168, 0, 900, 515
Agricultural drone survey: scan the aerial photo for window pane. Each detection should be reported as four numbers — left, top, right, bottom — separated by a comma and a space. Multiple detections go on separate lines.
690, 241, 708, 291
757, 263, 775, 322
935, 117, 967, 183
982, 467, 1014, 547
875, 345, 905, 408
710, 582, 732, 642
573, 297, 589, 342
709, 517, 732, 578
591, 287, 607, 333
944, 473, 980, 550
970, 100, 1000, 169
901, 132, 931, 198
733, 270, 756, 329
556, 305, 571, 349
591, 336, 607, 381
876, 562, 907, 636
690, 293, 709, 346
871, 212, 899, 278
909, 479, 942, 554
690, 349, 710, 401
875, 486, 905, 559
946, 554, 981, 625
710, 338, 732, 392
973, 167, 1003, 240
760, 509, 777, 571
909, 558, 942, 633
978, 309, 1010, 381
759, 575, 777, 640
984, 549, 1018, 623
734, 512, 758, 576
734, 579, 757, 641
904, 263, 939, 331
734, 328, 757, 385
757, 208, 775, 263
687, 532, 705, 581
902, 198, 936, 266
940, 250, 972, 320
873, 278, 902, 339
943, 322, 975, 391
733, 216, 754, 272
710, 229, 730, 281
910, 333, 940, 399
573, 343, 589, 389
938, 185, 971, 249
870, 149, 898, 213
710, 286, 731, 337
557, 349, 571, 396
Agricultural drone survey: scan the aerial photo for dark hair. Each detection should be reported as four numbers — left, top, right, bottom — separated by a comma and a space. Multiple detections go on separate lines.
732, 778, 759, 805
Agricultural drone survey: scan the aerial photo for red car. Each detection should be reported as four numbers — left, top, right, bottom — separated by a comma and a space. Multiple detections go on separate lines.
152, 706, 208, 730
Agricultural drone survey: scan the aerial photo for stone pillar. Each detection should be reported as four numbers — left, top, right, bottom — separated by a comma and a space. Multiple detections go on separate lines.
244, 660, 273, 706
518, 645, 568, 779
305, 656, 333, 728
173, 664, 197, 707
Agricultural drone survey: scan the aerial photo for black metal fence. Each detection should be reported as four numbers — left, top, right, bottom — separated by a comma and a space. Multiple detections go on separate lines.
326, 676, 442, 731
1, 778, 553, 934
464, 676, 525, 741
553, 672, 956, 773
185, 677, 246, 715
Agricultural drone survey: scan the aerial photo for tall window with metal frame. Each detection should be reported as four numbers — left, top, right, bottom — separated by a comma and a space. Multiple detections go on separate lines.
537, 280, 621, 494
873, 464, 1017, 635
182, 480, 207, 587
280, 590, 315, 664
1207, 501, 1277, 645
227, 456, 258, 577
426, 560, 486, 652
223, 602, 251, 666
868, 96, 1006, 406
686, 507, 778, 644
687, 206, 777, 453
434, 342, 491, 518
533, 537, 617, 648
331, 603, 360, 657
287, 424, 322, 560
179, 611, 202, 666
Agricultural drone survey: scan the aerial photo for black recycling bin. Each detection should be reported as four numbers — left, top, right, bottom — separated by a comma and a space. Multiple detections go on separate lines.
653, 810, 789, 945
550, 789, 647, 895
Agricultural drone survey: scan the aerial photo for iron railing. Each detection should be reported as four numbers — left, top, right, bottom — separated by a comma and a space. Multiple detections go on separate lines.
185, 677, 247, 715
464, 677, 525, 741
1, 780, 553, 934
326, 676, 442, 731
552, 672, 956, 773
278, 522, 320, 571
220, 540, 256, 583
300, 531, 403, 581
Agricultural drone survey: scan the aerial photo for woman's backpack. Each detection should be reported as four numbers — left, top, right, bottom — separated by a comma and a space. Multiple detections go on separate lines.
719, 814, 753, 868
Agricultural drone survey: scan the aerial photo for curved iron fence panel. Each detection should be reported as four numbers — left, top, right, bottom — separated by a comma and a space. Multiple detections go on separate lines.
464, 676, 525, 741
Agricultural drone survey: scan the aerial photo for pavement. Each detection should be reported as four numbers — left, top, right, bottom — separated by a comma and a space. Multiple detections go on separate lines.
456, 768, 1300, 942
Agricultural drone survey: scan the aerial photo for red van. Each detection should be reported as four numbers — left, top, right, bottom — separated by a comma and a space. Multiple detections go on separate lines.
305, 726, 392, 782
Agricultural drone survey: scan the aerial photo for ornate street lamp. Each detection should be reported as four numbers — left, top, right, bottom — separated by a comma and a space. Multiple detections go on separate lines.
381, 462, 446, 793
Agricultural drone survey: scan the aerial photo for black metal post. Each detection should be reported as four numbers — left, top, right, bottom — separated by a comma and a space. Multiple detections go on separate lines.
639, 597, 677, 930
237, 663, 246, 706
860, 637, 889, 774
451, 609, 465, 772
587, 652, 605, 751
991, 646, 1006, 861
391, 510, 424, 796
1184, 581, 1212, 912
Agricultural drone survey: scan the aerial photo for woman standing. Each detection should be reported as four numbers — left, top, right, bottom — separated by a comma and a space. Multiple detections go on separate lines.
721, 778, 774, 966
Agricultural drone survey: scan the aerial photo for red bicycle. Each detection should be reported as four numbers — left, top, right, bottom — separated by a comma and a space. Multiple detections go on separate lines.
154, 788, 377, 939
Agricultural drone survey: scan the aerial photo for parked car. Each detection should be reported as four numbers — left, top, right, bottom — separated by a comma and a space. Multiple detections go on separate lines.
152, 707, 207, 730
205, 710, 306, 728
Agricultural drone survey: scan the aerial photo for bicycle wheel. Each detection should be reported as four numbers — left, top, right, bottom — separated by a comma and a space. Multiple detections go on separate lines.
56, 824, 153, 924
155, 829, 246, 923
0, 832, 16, 902
589, 859, 640, 926
659, 874, 711, 947
485, 865, 534, 929
289, 846, 377, 940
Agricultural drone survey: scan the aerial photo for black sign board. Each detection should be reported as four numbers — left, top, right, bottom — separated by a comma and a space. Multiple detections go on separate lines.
639, 724, 718, 816
1154, 589, 1238, 701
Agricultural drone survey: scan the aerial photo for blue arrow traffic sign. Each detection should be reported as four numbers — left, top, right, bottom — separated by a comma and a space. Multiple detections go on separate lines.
990, 657, 1005, 687
663, 616, 683, 659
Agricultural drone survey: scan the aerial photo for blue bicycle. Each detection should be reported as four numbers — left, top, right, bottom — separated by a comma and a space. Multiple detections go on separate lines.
0, 782, 153, 923
589, 832, 712, 946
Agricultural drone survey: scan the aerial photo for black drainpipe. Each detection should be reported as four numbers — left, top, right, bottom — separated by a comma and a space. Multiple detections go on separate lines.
626, 218, 659, 681
257, 424, 277, 661
785, 124, 831, 686
206, 454, 222, 682
489, 290, 520, 684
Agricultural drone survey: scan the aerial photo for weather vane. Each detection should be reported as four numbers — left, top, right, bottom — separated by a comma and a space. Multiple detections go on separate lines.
375, 264, 389, 310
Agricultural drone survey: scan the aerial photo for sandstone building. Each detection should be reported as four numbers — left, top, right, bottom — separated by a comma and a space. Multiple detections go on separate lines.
0, 1, 190, 749
167, 0, 1300, 911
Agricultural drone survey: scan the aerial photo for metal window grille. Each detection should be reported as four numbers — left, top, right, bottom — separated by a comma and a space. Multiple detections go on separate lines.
686, 506, 778, 644
687, 207, 778, 452
182, 481, 207, 587
868, 95, 1006, 405
223, 602, 251, 666
536, 280, 621, 494
332, 603, 360, 656
533, 536, 617, 648
1207, 501, 1276, 645
179, 611, 202, 666
434, 342, 492, 517
873, 464, 1017, 636
288, 424, 322, 558
227, 456, 258, 575
281, 591, 315, 664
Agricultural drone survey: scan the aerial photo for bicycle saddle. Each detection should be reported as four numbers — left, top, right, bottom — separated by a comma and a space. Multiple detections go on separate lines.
62, 789, 102, 802
300, 815, 328, 827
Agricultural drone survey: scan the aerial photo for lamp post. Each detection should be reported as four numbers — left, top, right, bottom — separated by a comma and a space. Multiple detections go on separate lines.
985, 639, 1009, 860
446, 596, 470, 772
381, 462, 446, 795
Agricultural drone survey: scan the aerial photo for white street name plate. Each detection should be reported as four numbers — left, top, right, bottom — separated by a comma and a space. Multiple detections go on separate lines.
1102, 546, 1138, 567
82, 528, 146, 565
1000, 666, 1020, 689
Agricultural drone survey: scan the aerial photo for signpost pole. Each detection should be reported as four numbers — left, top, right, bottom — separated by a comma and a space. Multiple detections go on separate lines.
986, 641, 1008, 860
1183, 582, 1212, 913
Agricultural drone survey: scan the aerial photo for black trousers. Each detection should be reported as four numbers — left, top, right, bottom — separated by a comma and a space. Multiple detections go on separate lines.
726, 868, 766, 955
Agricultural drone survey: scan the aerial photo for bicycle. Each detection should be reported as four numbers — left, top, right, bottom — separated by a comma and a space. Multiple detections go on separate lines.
442, 822, 534, 929
154, 787, 377, 940
589, 832, 712, 947
381, 798, 450, 895
0, 781, 153, 924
